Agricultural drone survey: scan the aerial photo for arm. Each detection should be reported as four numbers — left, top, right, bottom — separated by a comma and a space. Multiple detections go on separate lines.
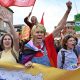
7, 21, 19, 52
53, 1, 72, 38
0, 11, 19, 53
24, 12, 32, 28
57, 51, 62, 68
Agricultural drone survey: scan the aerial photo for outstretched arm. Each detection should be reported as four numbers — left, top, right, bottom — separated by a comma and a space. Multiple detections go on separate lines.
53, 1, 72, 38
7, 21, 19, 52
0, 11, 19, 53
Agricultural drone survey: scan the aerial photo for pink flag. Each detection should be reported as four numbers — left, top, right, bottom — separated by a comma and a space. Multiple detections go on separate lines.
13, 0, 36, 7
40, 13, 44, 25
0, 0, 14, 7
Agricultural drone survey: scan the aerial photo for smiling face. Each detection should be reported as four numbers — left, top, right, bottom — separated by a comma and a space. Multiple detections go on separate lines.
3, 35, 12, 49
1, 34, 13, 50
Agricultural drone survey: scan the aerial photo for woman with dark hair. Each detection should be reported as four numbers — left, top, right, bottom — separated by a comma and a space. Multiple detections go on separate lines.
0, 11, 19, 63
57, 34, 79, 70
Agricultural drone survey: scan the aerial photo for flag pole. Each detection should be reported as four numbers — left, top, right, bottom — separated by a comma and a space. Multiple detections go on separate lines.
30, 0, 36, 13
25, 0, 36, 19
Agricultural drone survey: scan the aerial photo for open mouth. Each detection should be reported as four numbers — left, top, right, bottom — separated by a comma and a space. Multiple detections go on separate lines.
37, 38, 43, 42
72, 44, 75, 46
37, 37, 42, 39
37, 37, 43, 40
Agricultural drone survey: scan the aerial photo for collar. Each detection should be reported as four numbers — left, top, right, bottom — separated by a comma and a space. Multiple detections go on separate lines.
25, 40, 44, 53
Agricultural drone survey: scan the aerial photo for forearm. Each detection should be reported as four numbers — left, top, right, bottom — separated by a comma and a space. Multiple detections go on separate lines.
58, 8, 71, 27
8, 21, 19, 51
53, 8, 71, 38
8, 22, 18, 40
52, 1, 72, 38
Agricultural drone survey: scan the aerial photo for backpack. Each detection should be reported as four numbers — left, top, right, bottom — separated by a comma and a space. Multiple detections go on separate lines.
61, 49, 78, 69
0, 49, 18, 63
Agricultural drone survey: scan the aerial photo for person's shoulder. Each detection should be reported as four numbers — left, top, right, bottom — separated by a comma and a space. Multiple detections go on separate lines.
0, 51, 3, 53
58, 48, 66, 54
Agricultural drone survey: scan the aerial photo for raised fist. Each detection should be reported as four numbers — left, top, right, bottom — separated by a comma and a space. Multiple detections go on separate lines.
66, 1, 72, 9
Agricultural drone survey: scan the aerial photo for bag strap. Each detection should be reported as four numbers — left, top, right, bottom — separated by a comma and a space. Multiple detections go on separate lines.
0, 51, 2, 58
61, 51, 65, 69
11, 49, 19, 63
73, 49, 78, 58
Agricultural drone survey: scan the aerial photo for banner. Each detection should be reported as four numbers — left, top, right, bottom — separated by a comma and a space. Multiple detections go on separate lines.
13, 0, 36, 7
0, 0, 36, 7
0, 0, 14, 7
0, 62, 80, 80
74, 14, 80, 34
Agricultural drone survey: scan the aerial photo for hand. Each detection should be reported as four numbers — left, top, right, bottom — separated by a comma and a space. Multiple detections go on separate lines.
66, 1, 72, 10
0, 9, 11, 24
25, 61, 33, 68
28, 11, 32, 18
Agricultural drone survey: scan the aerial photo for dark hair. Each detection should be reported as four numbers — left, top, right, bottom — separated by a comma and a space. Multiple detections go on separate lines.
1, 33, 13, 50
62, 35, 77, 49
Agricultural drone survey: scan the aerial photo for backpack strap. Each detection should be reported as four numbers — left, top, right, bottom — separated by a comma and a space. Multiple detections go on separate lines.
11, 49, 19, 63
61, 51, 65, 69
73, 49, 78, 58
60, 49, 78, 69
0, 51, 2, 58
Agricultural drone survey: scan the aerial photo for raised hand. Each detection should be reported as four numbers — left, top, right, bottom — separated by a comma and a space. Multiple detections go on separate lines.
0, 9, 11, 24
66, 1, 72, 10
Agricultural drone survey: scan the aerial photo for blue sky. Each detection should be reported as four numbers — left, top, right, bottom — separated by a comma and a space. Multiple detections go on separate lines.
10, 0, 80, 33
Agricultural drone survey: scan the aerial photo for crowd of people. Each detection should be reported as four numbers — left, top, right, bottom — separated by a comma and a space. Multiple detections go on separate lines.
0, 1, 80, 70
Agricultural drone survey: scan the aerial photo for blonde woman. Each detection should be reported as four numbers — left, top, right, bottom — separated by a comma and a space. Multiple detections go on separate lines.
20, 1, 72, 67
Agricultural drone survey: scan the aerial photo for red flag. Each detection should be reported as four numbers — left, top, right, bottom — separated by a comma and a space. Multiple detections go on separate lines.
0, 0, 14, 7
13, 0, 36, 7
0, 0, 36, 7
40, 13, 44, 25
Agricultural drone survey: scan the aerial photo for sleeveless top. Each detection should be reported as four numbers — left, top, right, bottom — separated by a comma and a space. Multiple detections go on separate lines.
0, 48, 18, 63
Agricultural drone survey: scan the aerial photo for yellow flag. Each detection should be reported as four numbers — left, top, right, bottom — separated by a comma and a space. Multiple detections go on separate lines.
0, 62, 80, 80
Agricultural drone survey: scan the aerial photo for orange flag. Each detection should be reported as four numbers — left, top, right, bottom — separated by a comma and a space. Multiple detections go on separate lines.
21, 25, 30, 40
